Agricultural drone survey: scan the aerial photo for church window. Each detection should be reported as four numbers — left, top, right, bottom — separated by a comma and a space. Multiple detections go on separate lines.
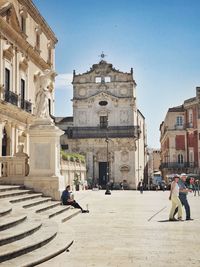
100, 116, 108, 128
95, 77, 101, 83
99, 101, 108, 106
105, 76, 111, 83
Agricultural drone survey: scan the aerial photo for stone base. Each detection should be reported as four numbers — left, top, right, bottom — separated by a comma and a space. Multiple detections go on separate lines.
0, 176, 25, 186
24, 175, 65, 200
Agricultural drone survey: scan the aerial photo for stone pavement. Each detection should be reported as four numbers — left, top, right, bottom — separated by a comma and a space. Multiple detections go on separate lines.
39, 190, 200, 267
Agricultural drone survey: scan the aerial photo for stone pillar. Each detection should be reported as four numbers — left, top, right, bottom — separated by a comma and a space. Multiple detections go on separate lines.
24, 120, 65, 200
11, 123, 15, 156
0, 121, 3, 155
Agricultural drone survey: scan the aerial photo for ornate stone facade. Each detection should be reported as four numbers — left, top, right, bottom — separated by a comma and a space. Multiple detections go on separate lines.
0, 0, 57, 158
57, 59, 147, 189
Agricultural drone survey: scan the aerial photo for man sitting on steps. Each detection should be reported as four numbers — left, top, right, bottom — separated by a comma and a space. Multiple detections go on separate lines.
61, 185, 89, 213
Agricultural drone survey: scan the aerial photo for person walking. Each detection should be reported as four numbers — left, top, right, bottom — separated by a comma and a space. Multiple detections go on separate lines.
169, 175, 182, 221
174, 173, 193, 221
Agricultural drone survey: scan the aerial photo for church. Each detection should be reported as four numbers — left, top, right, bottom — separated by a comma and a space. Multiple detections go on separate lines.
56, 57, 147, 189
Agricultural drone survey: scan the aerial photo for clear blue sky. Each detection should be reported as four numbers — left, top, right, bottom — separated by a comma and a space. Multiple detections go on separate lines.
33, 0, 200, 148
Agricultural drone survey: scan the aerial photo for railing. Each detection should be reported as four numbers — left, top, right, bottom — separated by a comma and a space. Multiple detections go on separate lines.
0, 155, 29, 178
3, 90, 32, 113
21, 99, 32, 113
4, 90, 18, 106
160, 162, 197, 169
66, 126, 141, 139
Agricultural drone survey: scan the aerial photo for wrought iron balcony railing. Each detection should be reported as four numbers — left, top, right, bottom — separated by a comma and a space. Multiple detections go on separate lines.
66, 126, 141, 139
4, 90, 18, 106
21, 99, 32, 113
160, 161, 197, 169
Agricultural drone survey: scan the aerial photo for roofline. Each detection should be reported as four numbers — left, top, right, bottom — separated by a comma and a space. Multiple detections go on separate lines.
19, 0, 58, 44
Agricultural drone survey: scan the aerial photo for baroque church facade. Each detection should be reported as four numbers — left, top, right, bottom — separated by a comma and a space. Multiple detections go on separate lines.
57, 59, 147, 189
0, 0, 57, 158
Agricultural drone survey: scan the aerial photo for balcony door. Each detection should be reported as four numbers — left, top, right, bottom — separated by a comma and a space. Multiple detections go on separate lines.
20, 79, 25, 109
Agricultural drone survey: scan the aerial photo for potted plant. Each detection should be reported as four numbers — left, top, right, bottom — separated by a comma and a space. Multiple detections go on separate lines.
74, 173, 81, 191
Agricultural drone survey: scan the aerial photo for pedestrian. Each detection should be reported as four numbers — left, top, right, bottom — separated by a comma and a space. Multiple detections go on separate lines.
61, 185, 89, 213
174, 173, 193, 221
138, 179, 143, 194
169, 175, 182, 221
196, 179, 200, 196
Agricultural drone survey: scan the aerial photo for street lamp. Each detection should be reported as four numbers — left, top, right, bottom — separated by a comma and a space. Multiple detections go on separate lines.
105, 117, 111, 195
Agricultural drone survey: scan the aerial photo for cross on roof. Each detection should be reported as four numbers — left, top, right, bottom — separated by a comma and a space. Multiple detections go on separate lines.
99, 51, 107, 59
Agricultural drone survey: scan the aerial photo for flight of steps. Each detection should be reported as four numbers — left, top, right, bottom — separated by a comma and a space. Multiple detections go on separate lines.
0, 185, 81, 267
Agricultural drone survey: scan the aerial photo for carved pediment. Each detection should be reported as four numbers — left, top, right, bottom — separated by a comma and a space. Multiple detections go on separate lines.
0, 2, 21, 33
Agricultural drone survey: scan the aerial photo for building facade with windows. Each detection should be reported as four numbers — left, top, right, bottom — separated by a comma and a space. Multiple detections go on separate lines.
0, 0, 57, 157
160, 87, 199, 181
57, 59, 147, 189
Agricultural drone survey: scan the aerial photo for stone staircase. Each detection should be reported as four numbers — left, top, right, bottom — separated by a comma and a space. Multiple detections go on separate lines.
0, 185, 81, 266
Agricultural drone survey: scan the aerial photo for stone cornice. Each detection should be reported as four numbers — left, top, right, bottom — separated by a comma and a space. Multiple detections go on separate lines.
0, 101, 34, 126
0, 16, 50, 70
18, 0, 58, 44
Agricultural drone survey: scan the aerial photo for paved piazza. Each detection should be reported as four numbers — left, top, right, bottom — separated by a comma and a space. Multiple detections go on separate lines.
39, 190, 200, 267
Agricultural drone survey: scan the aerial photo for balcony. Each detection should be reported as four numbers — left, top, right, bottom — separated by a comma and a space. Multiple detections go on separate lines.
21, 99, 32, 113
160, 162, 197, 169
4, 90, 18, 106
66, 126, 141, 139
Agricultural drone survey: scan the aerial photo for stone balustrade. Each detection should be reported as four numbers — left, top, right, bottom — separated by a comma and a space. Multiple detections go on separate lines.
60, 159, 86, 191
0, 154, 29, 185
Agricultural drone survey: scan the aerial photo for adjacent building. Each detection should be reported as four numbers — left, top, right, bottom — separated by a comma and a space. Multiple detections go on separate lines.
0, 0, 57, 157
57, 58, 147, 189
160, 87, 199, 182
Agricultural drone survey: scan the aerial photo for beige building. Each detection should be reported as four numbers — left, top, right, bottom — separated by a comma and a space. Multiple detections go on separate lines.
0, 0, 57, 157
160, 87, 199, 182
57, 58, 147, 189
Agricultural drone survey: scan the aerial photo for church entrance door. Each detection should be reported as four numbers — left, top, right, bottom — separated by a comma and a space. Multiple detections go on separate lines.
99, 162, 107, 188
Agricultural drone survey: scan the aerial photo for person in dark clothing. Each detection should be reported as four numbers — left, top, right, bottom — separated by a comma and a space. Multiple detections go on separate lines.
174, 173, 193, 220
138, 179, 143, 194
61, 185, 89, 213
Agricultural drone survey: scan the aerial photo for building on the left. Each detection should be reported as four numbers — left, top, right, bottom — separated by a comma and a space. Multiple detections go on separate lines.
0, 0, 57, 157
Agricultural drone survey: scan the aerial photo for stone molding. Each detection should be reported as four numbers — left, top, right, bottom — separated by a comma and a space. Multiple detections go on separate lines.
0, 17, 50, 70
18, 0, 57, 44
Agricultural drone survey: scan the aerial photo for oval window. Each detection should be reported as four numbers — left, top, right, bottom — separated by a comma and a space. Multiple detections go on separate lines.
99, 101, 108, 106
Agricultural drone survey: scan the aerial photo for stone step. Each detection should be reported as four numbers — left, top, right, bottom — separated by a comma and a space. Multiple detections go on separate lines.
0, 185, 22, 192
0, 189, 31, 199
0, 218, 42, 246
32, 201, 61, 213
42, 205, 71, 218
9, 193, 43, 203
21, 197, 52, 208
0, 213, 27, 231
51, 208, 81, 223
0, 220, 57, 263
0, 224, 75, 267
0, 203, 12, 217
